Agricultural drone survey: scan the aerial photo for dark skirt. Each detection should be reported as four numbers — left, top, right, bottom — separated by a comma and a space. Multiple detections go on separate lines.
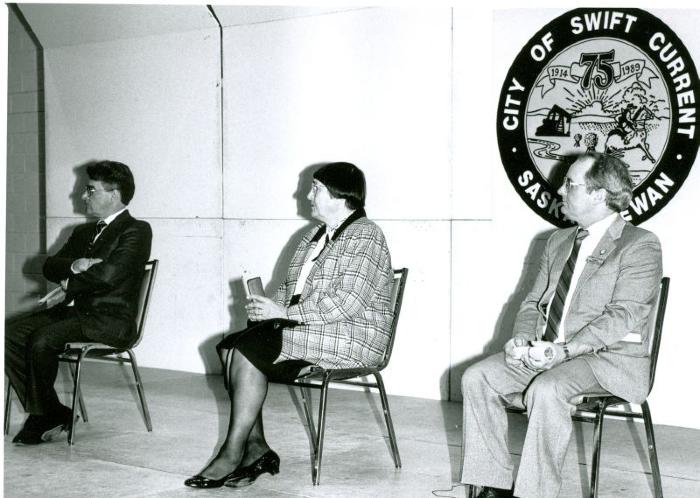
216, 318, 311, 383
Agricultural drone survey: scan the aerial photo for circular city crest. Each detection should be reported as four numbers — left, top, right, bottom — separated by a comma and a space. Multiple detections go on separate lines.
498, 8, 699, 227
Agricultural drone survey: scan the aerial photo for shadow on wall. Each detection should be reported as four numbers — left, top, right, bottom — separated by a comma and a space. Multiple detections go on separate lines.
48, 160, 104, 253
197, 162, 327, 375
439, 156, 574, 480
445, 228, 556, 383
9, 162, 97, 320
443, 153, 574, 396
196, 163, 327, 439
70, 162, 93, 215
439, 227, 556, 481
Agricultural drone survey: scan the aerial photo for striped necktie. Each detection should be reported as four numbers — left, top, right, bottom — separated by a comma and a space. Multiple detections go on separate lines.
543, 228, 589, 342
86, 220, 107, 254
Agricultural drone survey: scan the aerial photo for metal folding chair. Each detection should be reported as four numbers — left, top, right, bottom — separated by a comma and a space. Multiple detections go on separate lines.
471, 277, 670, 498
5, 259, 159, 445
288, 268, 408, 485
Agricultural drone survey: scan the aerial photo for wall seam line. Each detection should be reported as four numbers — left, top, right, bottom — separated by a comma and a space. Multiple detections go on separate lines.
207, 4, 226, 359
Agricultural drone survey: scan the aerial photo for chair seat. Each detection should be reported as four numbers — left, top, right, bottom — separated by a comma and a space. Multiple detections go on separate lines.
572, 394, 626, 411
64, 342, 113, 349
507, 393, 631, 416
5, 259, 159, 444
60, 343, 129, 360
499, 276, 669, 498
295, 365, 381, 382
275, 268, 408, 485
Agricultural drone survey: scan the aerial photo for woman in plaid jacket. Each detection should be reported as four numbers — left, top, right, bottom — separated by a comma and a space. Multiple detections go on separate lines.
186, 162, 393, 489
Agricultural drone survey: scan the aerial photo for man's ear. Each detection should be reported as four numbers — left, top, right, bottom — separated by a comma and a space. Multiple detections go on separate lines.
592, 187, 607, 203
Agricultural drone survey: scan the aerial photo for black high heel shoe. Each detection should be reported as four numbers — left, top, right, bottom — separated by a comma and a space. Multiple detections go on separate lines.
184, 467, 241, 489
224, 450, 280, 488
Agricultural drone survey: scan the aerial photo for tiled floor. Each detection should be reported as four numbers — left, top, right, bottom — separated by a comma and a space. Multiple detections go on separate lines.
4, 364, 700, 497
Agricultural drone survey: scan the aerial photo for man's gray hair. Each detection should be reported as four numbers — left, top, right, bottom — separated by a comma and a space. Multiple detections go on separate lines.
582, 152, 634, 212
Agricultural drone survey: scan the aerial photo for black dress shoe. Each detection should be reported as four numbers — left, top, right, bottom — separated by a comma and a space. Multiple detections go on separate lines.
12, 415, 44, 445
477, 486, 514, 498
12, 413, 71, 445
184, 468, 241, 489
224, 450, 280, 488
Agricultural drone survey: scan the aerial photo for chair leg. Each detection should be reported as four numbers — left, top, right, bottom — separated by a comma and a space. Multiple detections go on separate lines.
374, 372, 401, 468
223, 348, 232, 392
641, 401, 663, 498
67, 362, 89, 423
126, 350, 152, 432
5, 382, 12, 435
299, 386, 317, 450
312, 374, 331, 486
589, 399, 608, 498
68, 351, 88, 445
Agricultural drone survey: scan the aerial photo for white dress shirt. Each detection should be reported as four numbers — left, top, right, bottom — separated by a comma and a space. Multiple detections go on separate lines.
97, 207, 127, 241
550, 212, 620, 342
291, 212, 354, 298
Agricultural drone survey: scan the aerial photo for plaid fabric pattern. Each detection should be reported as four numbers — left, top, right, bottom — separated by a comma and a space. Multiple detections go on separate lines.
273, 214, 393, 369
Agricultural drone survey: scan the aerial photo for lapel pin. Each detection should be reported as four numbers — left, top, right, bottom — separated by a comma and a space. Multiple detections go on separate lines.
599, 249, 607, 255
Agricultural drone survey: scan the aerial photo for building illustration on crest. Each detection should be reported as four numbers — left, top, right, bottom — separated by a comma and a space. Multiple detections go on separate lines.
497, 8, 699, 227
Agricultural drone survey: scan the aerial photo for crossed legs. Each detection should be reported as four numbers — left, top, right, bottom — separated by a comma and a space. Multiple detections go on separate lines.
197, 348, 271, 479
460, 353, 606, 498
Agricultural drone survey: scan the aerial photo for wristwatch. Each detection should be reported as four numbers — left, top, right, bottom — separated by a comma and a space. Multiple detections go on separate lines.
562, 344, 571, 361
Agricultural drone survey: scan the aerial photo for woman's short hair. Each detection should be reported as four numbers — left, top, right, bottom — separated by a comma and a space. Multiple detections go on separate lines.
582, 152, 633, 212
87, 160, 136, 205
313, 162, 366, 210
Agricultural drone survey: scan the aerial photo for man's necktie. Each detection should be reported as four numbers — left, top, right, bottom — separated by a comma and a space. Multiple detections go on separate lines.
86, 220, 107, 254
543, 228, 589, 341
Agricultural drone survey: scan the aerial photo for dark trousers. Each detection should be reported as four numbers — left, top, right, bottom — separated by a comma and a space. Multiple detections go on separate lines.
5, 306, 90, 416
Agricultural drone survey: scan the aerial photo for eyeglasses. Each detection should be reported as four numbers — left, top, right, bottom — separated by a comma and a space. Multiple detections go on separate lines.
84, 185, 117, 198
562, 177, 586, 192
310, 181, 324, 195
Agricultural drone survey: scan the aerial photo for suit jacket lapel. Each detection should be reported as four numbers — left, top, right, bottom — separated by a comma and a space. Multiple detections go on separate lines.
90, 210, 133, 254
305, 208, 367, 285
570, 216, 625, 303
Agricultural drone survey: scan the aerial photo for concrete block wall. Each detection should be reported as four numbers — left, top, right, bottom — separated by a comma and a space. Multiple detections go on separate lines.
5, 6, 46, 317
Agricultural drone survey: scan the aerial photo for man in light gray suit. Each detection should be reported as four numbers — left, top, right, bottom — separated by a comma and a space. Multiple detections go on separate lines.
460, 152, 662, 498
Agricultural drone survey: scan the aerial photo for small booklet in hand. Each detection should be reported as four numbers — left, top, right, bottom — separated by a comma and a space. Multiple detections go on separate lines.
246, 276, 265, 297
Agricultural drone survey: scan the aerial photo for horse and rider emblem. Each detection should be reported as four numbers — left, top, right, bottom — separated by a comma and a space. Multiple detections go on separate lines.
528, 40, 665, 184
498, 8, 699, 227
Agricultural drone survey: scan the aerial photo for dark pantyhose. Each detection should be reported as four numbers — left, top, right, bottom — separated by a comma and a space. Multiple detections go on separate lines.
198, 349, 272, 479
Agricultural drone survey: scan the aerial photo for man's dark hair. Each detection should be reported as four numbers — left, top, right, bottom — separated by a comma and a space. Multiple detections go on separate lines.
581, 152, 633, 212
312, 162, 366, 210
86, 160, 136, 205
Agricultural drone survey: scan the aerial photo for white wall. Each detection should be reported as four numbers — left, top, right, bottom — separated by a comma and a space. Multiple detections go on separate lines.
638, 11, 700, 430
450, 8, 700, 431
40, 24, 225, 372
221, 7, 454, 399
18, 5, 700, 428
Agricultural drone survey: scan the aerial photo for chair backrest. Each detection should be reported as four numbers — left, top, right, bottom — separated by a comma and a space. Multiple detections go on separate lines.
376, 268, 408, 370
129, 259, 159, 349
648, 276, 670, 392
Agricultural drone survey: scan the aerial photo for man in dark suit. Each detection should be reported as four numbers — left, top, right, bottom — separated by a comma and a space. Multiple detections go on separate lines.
5, 160, 152, 445
460, 153, 662, 498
